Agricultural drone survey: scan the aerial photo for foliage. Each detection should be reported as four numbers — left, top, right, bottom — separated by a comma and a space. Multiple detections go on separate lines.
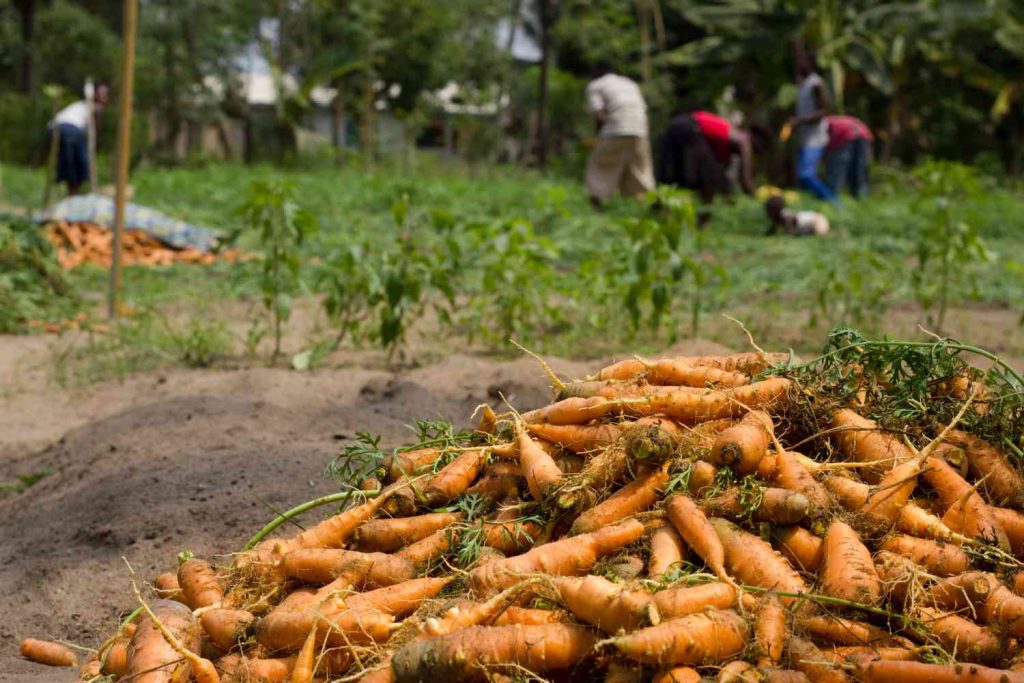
234, 180, 318, 360
0, 213, 78, 333
810, 240, 899, 333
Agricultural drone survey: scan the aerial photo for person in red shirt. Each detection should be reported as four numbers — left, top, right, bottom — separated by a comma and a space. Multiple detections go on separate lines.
656, 110, 766, 203
824, 115, 873, 198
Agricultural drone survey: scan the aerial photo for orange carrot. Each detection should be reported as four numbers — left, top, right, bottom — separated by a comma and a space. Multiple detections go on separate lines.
353, 512, 463, 552
755, 592, 787, 666
652, 582, 738, 619
801, 615, 909, 647
201, 609, 255, 651
686, 460, 720, 496
217, 654, 296, 682
712, 518, 807, 605
642, 360, 752, 387
706, 486, 811, 525
832, 410, 914, 482
710, 410, 775, 475
468, 519, 645, 595
516, 421, 563, 501
100, 636, 129, 677
395, 527, 453, 567
527, 422, 623, 452
773, 451, 831, 519
912, 606, 1003, 664
390, 623, 597, 681
480, 506, 543, 556
595, 352, 785, 381
178, 558, 224, 609
666, 495, 731, 586
289, 493, 391, 551
860, 660, 1024, 683
125, 599, 202, 682
651, 667, 701, 683
384, 447, 442, 482
491, 606, 569, 626
932, 572, 1024, 637
291, 626, 317, 683
648, 524, 687, 580
603, 608, 749, 665
824, 475, 870, 511
787, 636, 851, 683
78, 658, 102, 681
818, 520, 881, 605
281, 548, 417, 586
154, 571, 185, 603
993, 507, 1024, 556
923, 455, 1009, 550
520, 396, 619, 425
878, 535, 971, 576
944, 430, 1024, 508
859, 451, 928, 529
20, 638, 78, 667
571, 465, 668, 535
420, 448, 489, 507
774, 526, 823, 572
550, 574, 659, 634
465, 465, 522, 503
718, 660, 761, 683
625, 378, 792, 424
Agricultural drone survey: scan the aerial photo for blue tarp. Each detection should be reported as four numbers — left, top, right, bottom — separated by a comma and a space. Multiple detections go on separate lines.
34, 194, 221, 253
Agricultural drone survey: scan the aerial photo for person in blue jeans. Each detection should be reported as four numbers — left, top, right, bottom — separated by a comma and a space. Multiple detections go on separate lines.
788, 50, 836, 203
824, 115, 872, 198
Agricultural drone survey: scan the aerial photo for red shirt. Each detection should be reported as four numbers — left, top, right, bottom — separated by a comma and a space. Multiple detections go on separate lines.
692, 111, 732, 163
826, 115, 873, 153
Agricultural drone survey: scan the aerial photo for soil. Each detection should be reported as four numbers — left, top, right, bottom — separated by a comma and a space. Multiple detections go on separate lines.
0, 333, 732, 680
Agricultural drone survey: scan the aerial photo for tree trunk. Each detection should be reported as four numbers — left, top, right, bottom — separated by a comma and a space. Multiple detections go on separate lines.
331, 87, 346, 165
360, 76, 376, 161
536, 0, 552, 168
15, 0, 36, 93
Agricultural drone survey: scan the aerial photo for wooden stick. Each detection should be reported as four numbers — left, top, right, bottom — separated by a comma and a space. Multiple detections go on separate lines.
108, 0, 138, 320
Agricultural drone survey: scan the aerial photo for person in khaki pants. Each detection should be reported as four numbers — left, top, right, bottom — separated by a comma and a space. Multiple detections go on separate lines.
584, 62, 655, 206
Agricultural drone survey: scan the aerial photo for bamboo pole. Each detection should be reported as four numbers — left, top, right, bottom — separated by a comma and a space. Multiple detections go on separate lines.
108, 0, 138, 320
85, 78, 98, 193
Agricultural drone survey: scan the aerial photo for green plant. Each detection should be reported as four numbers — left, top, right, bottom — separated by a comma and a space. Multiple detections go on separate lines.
810, 242, 898, 332
0, 468, 51, 497
164, 316, 231, 368
0, 213, 79, 332
911, 161, 993, 332
234, 180, 318, 361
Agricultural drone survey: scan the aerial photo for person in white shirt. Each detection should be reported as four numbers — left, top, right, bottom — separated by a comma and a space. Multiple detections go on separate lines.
584, 62, 655, 206
48, 83, 109, 195
765, 195, 830, 236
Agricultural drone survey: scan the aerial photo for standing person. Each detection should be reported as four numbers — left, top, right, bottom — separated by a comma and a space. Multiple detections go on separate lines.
584, 62, 654, 207
788, 50, 835, 202
47, 83, 109, 196
657, 109, 766, 203
825, 114, 873, 198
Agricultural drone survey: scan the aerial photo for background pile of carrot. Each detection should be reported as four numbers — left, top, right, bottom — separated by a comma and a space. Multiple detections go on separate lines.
44, 221, 244, 268
19, 348, 1024, 683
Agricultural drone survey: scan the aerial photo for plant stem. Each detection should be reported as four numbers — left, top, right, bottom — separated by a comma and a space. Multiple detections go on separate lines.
740, 584, 904, 621
242, 488, 381, 550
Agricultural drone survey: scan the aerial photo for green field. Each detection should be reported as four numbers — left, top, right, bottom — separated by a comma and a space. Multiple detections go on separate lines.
2, 159, 1023, 381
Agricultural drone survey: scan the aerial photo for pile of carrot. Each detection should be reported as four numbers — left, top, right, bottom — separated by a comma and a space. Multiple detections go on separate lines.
20, 348, 1024, 683
44, 221, 244, 268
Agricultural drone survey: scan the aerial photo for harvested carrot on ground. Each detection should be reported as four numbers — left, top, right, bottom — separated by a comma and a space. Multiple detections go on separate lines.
520, 395, 619, 425
602, 608, 749, 665
154, 571, 184, 602
20, 638, 78, 667
353, 511, 463, 552
179, 557, 224, 609
281, 548, 416, 585
755, 593, 787, 666
648, 524, 687, 580
773, 451, 831, 519
125, 599, 205, 682
526, 421, 622, 453
491, 606, 568, 626
651, 667, 702, 683
706, 486, 811, 525
651, 582, 738, 619
201, 609, 254, 651
832, 409, 914, 480
944, 430, 1024, 508
712, 518, 807, 604
787, 636, 851, 683
515, 420, 563, 501
665, 494, 732, 586
394, 527, 453, 566
922, 455, 1010, 550
911, 606, 1003, 664
859, 660, 1024, 683
879, 534, 971, 576
571, 465, 668, 534
773, 526, 823, 572
818, 520, 881, 605
549, 574, 659, 634
710, 410, 775, 475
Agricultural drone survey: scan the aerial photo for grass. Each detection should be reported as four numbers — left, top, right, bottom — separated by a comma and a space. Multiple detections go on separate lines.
0, 156, 1022, 383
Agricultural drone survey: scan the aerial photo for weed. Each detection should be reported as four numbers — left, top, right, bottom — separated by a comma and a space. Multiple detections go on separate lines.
0, 468, 51, 496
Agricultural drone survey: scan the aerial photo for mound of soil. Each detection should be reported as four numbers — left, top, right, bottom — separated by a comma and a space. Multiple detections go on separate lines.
0, 339, 733, 680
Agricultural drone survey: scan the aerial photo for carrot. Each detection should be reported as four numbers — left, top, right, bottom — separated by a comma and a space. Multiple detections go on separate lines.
465, 465, 522, 503
217, 654, 296, 682
651, 667, 702, 683
595, 352, 785, 381
516, 421, 563, 501
897, 501, 965, 543
990, 507, 1024, 559
860, 660, 1024, 683
666, 495, 731, 586
520, 396, 619, 425
281, 548, 416, 586
555, 452, 585, 474
774, 526, 823, 572
652, 582, 738, 619
859, 450, 929, 529
603, 608, 748, 665
923, 455, 1009, 550
289, 493, 392, 551
353, 512, 463, 552
911, 606, 1003, 664
527, 421, 623, 452
571, 465, 668, 535
944, 430, 1024, 508
755, 593, 787, 666
712, 518, 808, 605
831, 646, 917, 668
178, 558, 224, 610
648, 524, 687, 580
101, 637, 130, 677
787, 636, 851, 683
761, 670, 813, 683
818, 520, 881, 605
201, 609, 255, 651
718, 660, 761, 683
395, 527, 453, 567
932, 572, 1024, 637
832, 409, 916, 482
706, 486, 811, 525
480, 511, 543, 556
801, 615, 908, 647
686, 460, 720, 495
773, 451, 831, 519
78, 658, 102, 681
491, 606, 569, 626
642, 360, 752, 388
20, 638, 78, 667
873, 550, 926, 605
468, 518, 645, 595
390, 623, 597, 682
626, 378, 792, 424
710, 410, 775, 475
153, 571, 184, 603
824, 476, 870, 511
879, 535, 971, 576
549, 574, 659, 634
384, 447, 442, 482
291, 626, 316, 683
421, 448, 489, 507
126, 599, 203, 682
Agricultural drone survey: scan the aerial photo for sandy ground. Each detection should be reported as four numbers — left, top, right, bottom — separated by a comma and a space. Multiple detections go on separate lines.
0, 333, 731, 680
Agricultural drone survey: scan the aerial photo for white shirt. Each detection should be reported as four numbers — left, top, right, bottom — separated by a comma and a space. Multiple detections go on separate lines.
784, 209, 830, 236
585, 74, 648, 138
53, 101, 90, 130
795, 73, 829, 148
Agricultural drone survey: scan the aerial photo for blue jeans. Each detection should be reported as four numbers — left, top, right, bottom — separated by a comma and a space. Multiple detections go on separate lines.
796, 144, 836, 202
825, 138, 870, 198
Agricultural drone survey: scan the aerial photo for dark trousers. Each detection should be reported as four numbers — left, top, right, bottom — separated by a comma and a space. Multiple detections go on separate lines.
656, 115, 728, 202
825, 137, 870, 198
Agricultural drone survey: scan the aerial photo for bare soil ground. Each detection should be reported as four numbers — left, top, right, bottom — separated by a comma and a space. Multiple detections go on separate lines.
0, 333, 732, 680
